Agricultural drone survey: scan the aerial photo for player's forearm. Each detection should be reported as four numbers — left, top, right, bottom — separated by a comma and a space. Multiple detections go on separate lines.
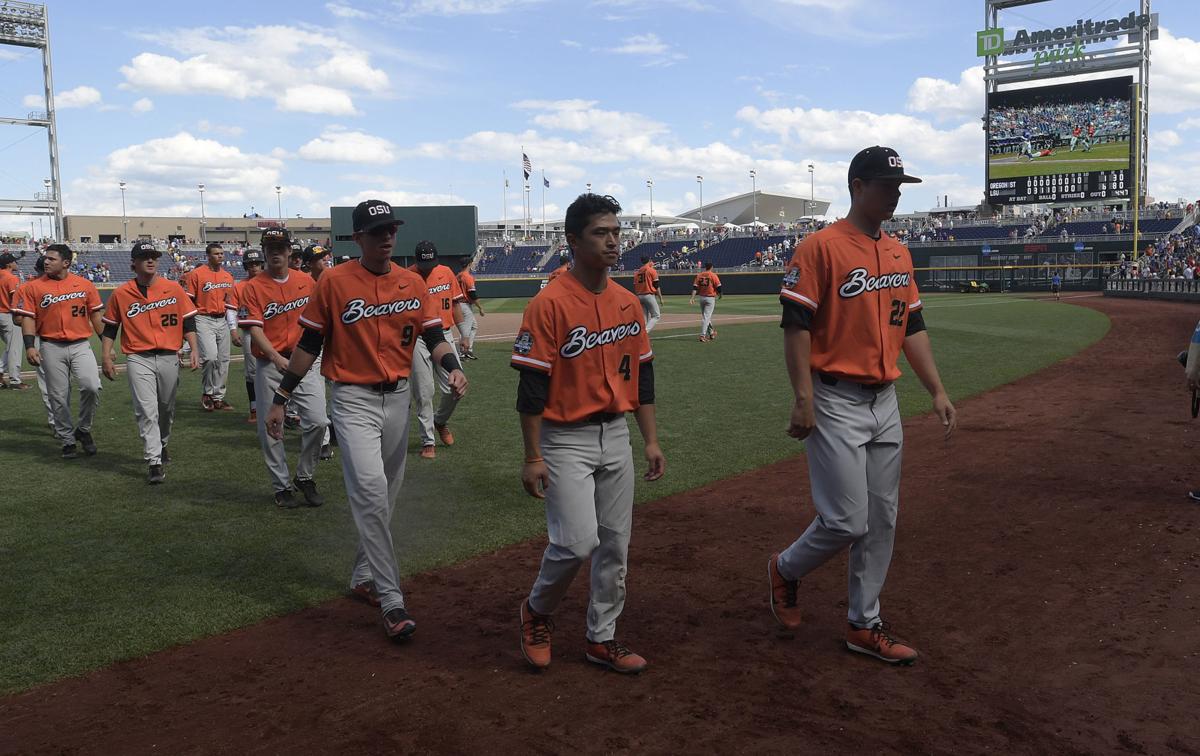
783, 326, 813, 402
101, 336, 116, 361
184, 332, 198, 353
903, 331, 947, 398
249, 326, 282, 363
634, 404, 659, 446
90, 312, 104, 336
21, 316, 35, 338
431, 341, 463, 371
283, 347, 317, 380
519, 412, 543, 459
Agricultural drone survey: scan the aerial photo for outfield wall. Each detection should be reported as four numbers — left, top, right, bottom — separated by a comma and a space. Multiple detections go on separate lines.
1104, 278, 1200, 303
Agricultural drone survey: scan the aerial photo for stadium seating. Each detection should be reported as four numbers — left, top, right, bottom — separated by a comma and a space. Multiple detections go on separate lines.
1043, 218, 1179, 236
474, 245, 548, 275
692, 235, 791, 268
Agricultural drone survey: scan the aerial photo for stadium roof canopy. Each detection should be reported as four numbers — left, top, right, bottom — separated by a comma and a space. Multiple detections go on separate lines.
677, 190, 830, 225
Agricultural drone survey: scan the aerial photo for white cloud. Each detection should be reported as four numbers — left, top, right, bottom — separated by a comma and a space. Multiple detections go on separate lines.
131, 98, 154, 113
298, 128, 396, 163
326, 2, 369, 17
560, 39, 582, 48
334, 189, 466, 206
1150, 28, 1200, 115
602, 33, 686, 65
276, 85, 359, 116
514, 99, 668, 140
1150, 130, 1181, 150
119, 25, 390, 114
197, 120, 245, 138
907, 66, 984, 121
391, 0, 544, 15
23, 85, 102, 110
65, 132, 319, 217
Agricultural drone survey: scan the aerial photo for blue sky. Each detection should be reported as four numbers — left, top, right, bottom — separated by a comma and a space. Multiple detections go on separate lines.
1, 0, 1198, 235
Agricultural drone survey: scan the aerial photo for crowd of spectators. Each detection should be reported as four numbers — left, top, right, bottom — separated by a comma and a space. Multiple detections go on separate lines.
1114, 225, 1200, 280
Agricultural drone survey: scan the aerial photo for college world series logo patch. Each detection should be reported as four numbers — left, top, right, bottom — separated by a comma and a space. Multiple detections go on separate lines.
782, 267, 800, 288
513, 330, 534, 356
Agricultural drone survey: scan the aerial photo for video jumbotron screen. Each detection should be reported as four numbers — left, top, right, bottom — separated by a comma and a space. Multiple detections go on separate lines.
986, 75, 1133, 205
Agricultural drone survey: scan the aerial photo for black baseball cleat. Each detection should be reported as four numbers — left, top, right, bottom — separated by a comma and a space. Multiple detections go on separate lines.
1188, 491, 1200, 502
274, 489, 301, 509
161, 446, 171, 465
61, 443, 78, 460
319, 443, 334, 460
293, 478, 325, 507
74, 429, 97, 456
148, 464, 166, 485
383, 607, 417, 640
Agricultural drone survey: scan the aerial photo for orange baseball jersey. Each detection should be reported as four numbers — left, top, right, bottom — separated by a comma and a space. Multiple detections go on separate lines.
511, 273, 653, 424
408, 263, 466, 330
457, 269, 477, 298
237, 271, 316, 359
547, 264, 569, 283
11, 273, 102, 341
184, 265, 236, 315
0, 268, 19, 313
299, 261, 442, 385
102, 277, 196, 353
633, 262, 659, 295
780, 219, 922, 384
692, 270, 721, 296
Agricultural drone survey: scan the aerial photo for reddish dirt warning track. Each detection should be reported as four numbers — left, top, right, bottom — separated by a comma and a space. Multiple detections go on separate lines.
4, 297, 1199, 755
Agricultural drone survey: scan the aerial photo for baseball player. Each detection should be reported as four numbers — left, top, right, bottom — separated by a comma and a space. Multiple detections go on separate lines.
689, 262, 722, 342
633, 255, 662, 332
13, 244, 104, 459
234, 250, 265, 424
266, 199, 467, 639
1051, 272, 1062, 301
513, 193, 665, 674
547, 252, 570, 283
455, 259, 484, 360
1085, 123, 1096, 152
1070, 125, 1082, 151
289, 241, 304, 271
301, 244, 335, 460
1020, 128, 1035, 160
14, 255, 54, 427
408, 241, 466, 460
239, 228, 327, 508
768, 146, 957, 665
0, 252, 29, 389
184, 243, 237, 411
100, 241, 199, 484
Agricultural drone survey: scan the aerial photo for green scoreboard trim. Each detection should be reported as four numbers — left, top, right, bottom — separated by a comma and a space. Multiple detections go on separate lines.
330, 205, 478, 264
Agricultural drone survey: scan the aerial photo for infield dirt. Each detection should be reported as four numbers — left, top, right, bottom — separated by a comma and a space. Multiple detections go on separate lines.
3, 296, 1197, 755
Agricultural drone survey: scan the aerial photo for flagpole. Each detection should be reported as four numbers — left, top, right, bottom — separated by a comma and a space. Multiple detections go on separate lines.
502, 169, 508, 240
520, 146, 526, 241
541, 169, 546, 241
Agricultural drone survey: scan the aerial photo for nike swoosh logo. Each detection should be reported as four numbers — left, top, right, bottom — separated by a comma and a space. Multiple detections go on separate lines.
892, 254, 901, 259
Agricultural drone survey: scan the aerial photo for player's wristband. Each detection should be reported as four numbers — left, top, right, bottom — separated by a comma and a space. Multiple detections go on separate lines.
278, 369, 302, 394
23, 334, 35, 349
524, 456, 544, 464
272, 389, 290, 406
440, 352, 462, 373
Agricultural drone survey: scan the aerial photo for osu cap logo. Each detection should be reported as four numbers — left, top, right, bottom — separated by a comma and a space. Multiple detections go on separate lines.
353, 198, 405, 233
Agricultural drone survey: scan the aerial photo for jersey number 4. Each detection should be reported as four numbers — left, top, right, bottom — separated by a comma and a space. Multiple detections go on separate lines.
618, 354, 631, 381
888, 299, 907, 327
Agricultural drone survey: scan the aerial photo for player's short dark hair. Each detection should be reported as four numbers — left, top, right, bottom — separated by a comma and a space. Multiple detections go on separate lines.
205, 243, 223, 255
640, 255, 649, 263
704, 261, 713, 270
565, 193, 621, 238
45, 243, 73, 263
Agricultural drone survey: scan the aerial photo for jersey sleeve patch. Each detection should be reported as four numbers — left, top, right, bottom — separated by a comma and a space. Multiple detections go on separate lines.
780, 288, 818, 310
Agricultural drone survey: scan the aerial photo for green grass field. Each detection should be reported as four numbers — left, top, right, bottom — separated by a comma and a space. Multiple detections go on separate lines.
988, 140, 1130, 179
0, 293, 1110, 694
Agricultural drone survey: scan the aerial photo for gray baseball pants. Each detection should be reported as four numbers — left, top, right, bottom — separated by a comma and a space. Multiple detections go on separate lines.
698, 296, 716, 336
241, 336, 256, 383
638, 294, 661, 332
255, 358, 327, 493
527, 416, 635, 643
411, 331, 460, 446
126, 352, 179, 466
777, 378, 903, 629
31, 335, 51, 426
196, 314, 230, 401
41, 339, 100, 446
0, 312, 22, 383
333, 380, 413, 615
456, 302, 477, 349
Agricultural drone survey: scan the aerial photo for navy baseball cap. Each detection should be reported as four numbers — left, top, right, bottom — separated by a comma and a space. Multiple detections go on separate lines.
414, 240, 438, 266
242, 249, 265, 267
131, 241, 161, 259
847, 146, 922, 185
0, 252, 16, 266
261, 227, 292, 247
353, 199, 403, 233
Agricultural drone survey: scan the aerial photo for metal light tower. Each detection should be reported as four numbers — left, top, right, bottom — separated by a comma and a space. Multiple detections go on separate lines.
807, 164, 815, 219
119, 181, 127, 241
275, 185, 282, 220
750, 169, 757, 224
0, 2, 62, 240
696, 175, 703, 237
198, 184, 206, 243
646, 179, 654, 238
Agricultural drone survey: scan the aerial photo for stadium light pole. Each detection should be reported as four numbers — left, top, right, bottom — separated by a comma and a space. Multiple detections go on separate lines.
646, 178, 654, 239
119, 181, 127, 242
696, 175, 703, 240
198, 183, 206, 244
807, 163, 814, 219
275, 185, 282, 221
43, 178, 53, 240
750, 169, 757, 225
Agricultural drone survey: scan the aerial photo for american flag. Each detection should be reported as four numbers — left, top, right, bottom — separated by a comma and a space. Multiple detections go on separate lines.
522, 153, 532, 180
543, 175, 550, 188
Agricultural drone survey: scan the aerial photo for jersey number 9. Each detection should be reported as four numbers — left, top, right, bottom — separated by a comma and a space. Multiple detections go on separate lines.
401, 324, 415, 346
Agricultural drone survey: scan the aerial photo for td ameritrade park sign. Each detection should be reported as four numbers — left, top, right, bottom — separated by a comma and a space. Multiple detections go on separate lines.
978, 11, 1157, 70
